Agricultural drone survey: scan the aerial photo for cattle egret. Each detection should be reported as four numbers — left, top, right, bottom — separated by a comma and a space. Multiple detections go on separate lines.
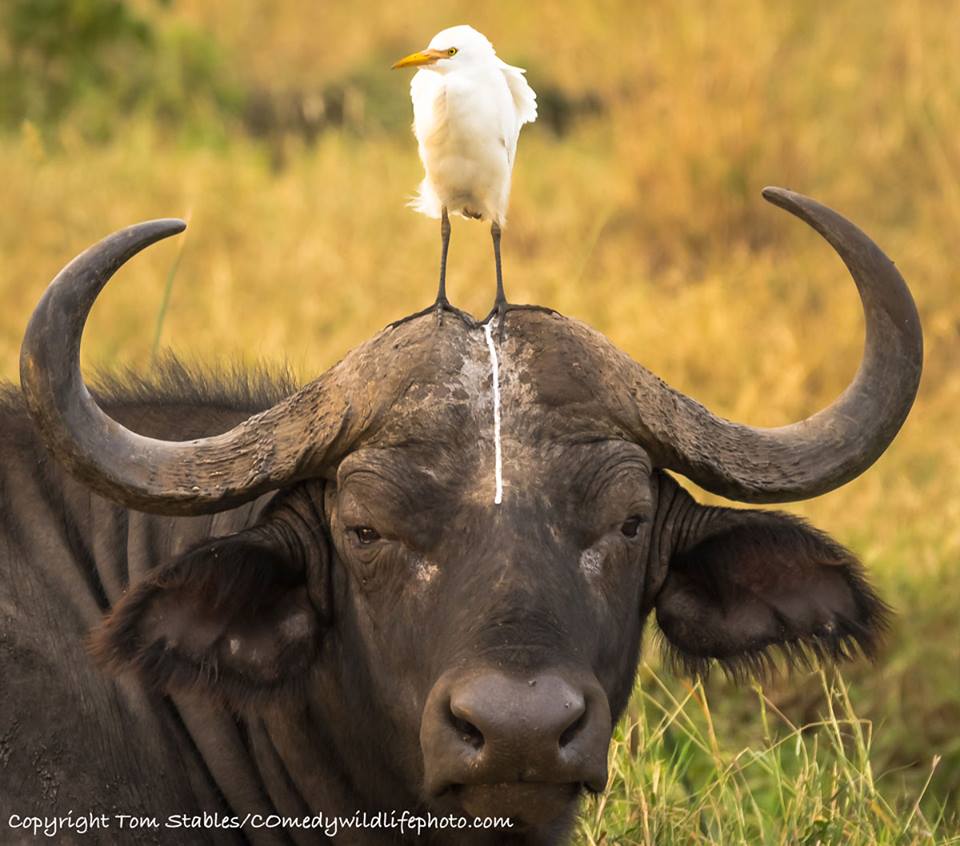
392, 25, 538, 333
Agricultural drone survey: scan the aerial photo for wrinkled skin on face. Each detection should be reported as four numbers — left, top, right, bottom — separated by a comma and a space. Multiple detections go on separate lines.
89, 315, 887, 843
328, 326, 653, 683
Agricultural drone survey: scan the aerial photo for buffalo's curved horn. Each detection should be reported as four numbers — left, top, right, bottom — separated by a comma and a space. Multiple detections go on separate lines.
632, 187, 922, 503
20, 221, 352, 515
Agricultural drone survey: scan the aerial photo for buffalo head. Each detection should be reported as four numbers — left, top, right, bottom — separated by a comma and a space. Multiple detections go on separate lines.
19, 188, 921, 835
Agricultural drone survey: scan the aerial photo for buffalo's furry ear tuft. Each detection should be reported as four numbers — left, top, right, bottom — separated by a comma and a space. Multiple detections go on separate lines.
655, 509, 890, 683
90, 530, 321, 709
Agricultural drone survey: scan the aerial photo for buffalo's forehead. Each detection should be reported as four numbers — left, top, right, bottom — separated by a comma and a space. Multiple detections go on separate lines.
349, 313, 631, 449
329, 313, 644, 508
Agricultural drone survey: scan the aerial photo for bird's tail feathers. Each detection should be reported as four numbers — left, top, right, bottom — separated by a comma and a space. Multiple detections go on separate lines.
408, 178, 443, 219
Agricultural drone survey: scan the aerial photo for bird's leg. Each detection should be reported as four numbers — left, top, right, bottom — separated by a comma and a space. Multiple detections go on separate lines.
434, 206, 452, 322
388, 207, 476, 331
492, 220, 505, 306
487, 221, 508, 340
482, 220, 558, 341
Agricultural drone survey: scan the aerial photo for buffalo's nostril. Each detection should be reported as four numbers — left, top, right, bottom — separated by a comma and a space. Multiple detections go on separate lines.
558, 706, 586, 749
448, 706, 484, 750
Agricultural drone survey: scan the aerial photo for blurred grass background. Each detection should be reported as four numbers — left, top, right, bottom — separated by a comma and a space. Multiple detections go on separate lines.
0, 0, 957, 841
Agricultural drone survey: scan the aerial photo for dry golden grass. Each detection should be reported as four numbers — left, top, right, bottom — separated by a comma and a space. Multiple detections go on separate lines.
1, 0, 958, 834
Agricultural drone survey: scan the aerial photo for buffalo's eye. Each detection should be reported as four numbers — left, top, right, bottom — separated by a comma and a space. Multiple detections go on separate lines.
352, 526, 381, 545
620, 516, 646, 538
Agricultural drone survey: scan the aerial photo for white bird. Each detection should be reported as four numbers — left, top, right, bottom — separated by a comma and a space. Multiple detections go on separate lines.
392, 25, 538, 332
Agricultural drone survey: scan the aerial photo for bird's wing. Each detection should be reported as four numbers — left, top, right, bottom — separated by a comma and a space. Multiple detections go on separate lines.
498, 60, 538, 126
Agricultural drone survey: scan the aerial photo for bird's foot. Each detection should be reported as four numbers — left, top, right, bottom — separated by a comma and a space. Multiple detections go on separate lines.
388, 298, 477, 331
481, 302, 559, 342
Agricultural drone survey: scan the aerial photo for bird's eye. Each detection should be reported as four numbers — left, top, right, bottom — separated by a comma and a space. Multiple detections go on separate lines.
447, 47, 458, 56
352, 526, 381, 545
620, 516, 646, 538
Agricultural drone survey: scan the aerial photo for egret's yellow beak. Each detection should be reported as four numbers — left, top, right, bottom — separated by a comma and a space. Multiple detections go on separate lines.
392, 48, 446, 70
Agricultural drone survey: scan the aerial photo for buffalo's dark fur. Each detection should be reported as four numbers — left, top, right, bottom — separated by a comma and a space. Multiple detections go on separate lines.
1, 356, 298, 438
90, 355, 300, 412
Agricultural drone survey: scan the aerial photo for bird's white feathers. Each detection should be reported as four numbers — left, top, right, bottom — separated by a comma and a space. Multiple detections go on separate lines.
498, 60, 538, 127
405, 25, 536, 226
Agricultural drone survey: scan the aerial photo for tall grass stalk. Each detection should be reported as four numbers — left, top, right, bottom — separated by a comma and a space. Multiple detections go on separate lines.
151, 210, 190, 360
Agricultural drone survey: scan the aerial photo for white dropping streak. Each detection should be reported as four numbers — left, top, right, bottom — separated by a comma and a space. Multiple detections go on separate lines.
483, 321, 504, 505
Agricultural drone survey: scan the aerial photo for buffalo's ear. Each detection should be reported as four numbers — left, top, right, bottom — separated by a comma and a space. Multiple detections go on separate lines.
654, 501, 889, 680
91, 529, 324, 706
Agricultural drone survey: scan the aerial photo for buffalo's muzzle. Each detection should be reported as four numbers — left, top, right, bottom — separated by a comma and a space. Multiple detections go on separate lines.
420, 668, 611, 823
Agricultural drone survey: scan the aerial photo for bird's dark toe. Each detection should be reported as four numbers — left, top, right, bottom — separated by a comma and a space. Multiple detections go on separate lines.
389, 300, 477, 331
481, 302, 557, 341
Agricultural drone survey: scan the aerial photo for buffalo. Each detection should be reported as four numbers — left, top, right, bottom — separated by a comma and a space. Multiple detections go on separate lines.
1, 188, 921, 844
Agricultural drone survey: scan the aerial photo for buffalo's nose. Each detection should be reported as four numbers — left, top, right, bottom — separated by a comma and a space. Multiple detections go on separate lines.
450, 675, 587, 755
420, 669, 611, 801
